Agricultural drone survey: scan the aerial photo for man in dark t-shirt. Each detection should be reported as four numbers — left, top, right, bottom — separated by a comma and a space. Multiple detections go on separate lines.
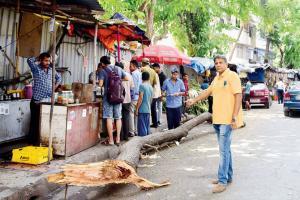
153, 63, 166, 126
98, 56, 128, 145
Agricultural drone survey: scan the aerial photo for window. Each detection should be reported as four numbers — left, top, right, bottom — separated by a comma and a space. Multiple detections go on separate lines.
247, 48, 253, 59
226, 15, 232, 24
244, 23, 250, 33
236, 45, 244, 58
249, 25, 256, 38
236, 19, 240, 28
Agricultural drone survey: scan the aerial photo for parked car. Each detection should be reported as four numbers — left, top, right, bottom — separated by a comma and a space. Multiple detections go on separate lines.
242, 82, 272, 109
284, 81, 300, 117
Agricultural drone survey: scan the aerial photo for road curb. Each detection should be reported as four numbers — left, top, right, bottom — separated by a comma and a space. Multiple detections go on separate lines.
0, 123, 214, 200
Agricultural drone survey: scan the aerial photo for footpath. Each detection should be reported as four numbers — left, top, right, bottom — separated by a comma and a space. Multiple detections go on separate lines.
0, 114, 214, 200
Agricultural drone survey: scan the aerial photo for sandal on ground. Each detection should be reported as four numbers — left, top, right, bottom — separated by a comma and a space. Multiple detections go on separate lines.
101, 139, 114, 146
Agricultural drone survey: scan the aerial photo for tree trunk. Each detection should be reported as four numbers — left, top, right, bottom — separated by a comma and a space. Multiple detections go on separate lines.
117, 112, 211, 167
153, 20, 168, 44
229, 25, 244, 62
145, 0, 156, 41
279, 47, 284, 67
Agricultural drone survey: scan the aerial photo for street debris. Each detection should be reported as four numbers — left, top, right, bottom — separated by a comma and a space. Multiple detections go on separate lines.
137, 163, 156, 168
141, 154, 161, 160
47, 160, 170, 190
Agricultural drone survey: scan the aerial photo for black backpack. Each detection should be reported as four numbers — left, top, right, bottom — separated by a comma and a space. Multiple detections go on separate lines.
104, 66, 125, 104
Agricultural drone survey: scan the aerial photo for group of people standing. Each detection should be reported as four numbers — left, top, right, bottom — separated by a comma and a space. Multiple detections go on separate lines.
95, 56, 188, 145
27, 52, 243, 194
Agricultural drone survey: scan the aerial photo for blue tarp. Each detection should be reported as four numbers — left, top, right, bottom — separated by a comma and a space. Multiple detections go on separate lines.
186, 57, 214, 74
247, 68, 265, 82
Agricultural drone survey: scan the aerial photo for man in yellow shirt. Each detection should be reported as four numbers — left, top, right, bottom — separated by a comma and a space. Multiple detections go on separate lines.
186, 55, 243, 193
140, 58, 158, 87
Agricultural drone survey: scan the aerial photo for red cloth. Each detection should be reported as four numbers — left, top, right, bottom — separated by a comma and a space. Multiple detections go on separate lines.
84, 25, 150, 52
183, 79, 189, 96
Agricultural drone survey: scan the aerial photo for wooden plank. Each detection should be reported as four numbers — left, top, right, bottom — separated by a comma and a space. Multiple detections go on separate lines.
19, 12, 43, 57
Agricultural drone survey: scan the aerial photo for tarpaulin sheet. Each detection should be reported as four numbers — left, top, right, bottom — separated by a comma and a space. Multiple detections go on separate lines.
186, 57, 214, 74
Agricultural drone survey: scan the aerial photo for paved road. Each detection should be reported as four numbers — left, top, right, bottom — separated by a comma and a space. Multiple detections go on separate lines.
50, 103, 300, 200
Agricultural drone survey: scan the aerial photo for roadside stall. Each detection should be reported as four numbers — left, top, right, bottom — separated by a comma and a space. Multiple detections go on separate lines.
0, 0, 105, 159
1, 1, 150, 162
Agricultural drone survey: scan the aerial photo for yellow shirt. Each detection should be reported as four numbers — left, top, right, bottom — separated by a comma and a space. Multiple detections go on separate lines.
207, 69, 243, 127
141, 66, 158, 87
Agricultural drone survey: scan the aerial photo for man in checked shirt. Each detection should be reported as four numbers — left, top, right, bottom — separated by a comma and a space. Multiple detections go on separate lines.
27, 52, 62, 145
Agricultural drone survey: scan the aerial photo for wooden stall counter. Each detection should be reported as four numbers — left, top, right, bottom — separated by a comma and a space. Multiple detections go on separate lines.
39, 101, 102, 157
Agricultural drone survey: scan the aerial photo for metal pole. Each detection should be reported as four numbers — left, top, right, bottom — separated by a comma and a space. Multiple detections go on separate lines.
48, 6, 56, 165
15, 0, 20, 78
93, 23, 98, 87
117, 25, 121, 62
64, 184, 68, 200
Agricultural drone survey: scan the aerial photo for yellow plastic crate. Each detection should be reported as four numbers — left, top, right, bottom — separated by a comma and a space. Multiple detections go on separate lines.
12, 146, 53, 165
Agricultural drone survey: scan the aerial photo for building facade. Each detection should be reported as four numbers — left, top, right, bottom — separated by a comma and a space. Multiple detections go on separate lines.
222, 15, 272, 65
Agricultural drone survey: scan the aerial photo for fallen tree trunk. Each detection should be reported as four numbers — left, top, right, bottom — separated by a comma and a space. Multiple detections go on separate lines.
48, 112, 211, 190
117, 112, 211, 168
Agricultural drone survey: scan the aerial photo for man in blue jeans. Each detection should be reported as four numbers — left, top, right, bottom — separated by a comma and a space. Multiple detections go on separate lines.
162, 67, 186, 129
186, 55, 243, 193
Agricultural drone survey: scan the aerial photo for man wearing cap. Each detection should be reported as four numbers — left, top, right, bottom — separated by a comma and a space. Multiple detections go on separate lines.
140, 58, 158, 87
186, 55, 243, 193
162, 67, 186, 129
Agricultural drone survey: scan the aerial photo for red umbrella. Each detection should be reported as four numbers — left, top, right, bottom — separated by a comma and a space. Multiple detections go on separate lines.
133, 45, 191, 65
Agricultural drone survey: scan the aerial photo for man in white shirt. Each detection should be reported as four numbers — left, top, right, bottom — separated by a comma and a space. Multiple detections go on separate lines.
276, 78, 285, 104
151, 73, 161, 128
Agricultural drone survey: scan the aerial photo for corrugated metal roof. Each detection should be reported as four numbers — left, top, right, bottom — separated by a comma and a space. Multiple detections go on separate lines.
0, 0, 104, 23
57, 0, 103, 11
0, 7, 132, 85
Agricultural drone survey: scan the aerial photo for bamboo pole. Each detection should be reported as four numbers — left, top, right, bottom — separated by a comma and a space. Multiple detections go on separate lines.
117, 25, 121, 62
15, 0, 20, 78
48, 5, 56, 165
93, 23, 98, 87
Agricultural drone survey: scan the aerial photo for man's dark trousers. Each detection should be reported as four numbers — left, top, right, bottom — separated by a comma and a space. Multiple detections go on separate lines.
166, 107, 182, 130
151, 98, 158, 127
28, 99, 40, 145
121, 103, 131, 140
208, 96, 213, 113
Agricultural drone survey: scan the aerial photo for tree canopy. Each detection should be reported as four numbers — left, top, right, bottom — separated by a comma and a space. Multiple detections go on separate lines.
99, 0, 300, 68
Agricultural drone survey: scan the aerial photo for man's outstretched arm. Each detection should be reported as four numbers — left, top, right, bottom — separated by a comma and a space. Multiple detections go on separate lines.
185, 88, 212, 108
